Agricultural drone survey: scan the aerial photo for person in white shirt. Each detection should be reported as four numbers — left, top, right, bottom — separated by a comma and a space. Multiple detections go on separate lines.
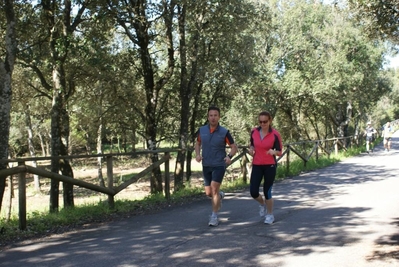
383, 121, 393, 152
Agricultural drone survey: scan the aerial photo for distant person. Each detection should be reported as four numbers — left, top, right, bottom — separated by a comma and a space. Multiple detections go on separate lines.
248, 111, 283, 224
194, 106, 237, 226
383, 121, 393, 152
364, 121, 377, 153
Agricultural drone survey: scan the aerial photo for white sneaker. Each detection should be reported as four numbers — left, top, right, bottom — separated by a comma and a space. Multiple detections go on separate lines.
264, 214, 274, 224
259, 205, 266, 217
208, 215, 219, 226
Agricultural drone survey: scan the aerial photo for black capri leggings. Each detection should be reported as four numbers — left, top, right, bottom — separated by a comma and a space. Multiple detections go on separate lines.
250, 164, 276, 200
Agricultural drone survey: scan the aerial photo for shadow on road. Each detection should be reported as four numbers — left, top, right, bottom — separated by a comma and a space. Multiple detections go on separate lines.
1, 136, 399, 266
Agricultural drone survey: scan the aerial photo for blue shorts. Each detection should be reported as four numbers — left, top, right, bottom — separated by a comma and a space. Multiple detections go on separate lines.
202, 166, 226, 186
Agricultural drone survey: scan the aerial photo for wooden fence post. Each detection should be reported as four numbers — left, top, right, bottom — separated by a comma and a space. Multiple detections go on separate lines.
106, 156, 114, 209
164, 152, 170, 200
325, 141, 331, 158
241, 148, 248, 184
18, 161, 27, 230
315, 141, 319, 161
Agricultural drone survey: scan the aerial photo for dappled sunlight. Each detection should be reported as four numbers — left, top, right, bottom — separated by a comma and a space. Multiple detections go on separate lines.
367, 217, 399, 262
1, 136, 399, 266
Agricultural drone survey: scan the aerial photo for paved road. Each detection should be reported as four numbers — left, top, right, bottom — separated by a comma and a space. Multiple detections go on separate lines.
1, 134, 399, 267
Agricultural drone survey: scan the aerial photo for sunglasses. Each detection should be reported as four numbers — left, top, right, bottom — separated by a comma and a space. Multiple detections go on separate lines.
259, 120, 269, 124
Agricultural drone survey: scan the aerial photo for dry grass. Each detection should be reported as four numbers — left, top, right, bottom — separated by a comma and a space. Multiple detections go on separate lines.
1, 156, 208, 218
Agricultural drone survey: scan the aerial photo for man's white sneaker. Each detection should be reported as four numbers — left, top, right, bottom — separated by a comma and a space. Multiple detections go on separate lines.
259, 205, 266, 217
208, 215, 219, 226
264, 214, 274, 224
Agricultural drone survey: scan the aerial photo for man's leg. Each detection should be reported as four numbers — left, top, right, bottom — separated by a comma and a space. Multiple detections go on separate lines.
205, 183, 220, 226
204, 185, 212, 198
212, 166, 226, 212
210, 181, 221, 213
207, 182, 222, 226
203, 167, 218, 225
207, 166, 225, 226
203, 166, 212, 198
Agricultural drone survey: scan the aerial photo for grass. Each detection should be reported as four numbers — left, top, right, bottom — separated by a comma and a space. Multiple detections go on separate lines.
0, 141, 372, 248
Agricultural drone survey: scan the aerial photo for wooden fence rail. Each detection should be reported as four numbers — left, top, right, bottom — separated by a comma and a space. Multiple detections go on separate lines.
0, 135, 362, 230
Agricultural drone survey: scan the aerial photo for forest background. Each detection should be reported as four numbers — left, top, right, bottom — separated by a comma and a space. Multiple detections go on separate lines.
0, 0, 398, 214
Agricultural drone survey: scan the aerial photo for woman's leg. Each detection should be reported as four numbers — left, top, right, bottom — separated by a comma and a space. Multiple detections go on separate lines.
263, 165, 276, 214
250, 165, 264, 205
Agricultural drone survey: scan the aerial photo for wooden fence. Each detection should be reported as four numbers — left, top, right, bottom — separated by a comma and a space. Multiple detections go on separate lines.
0, 135, 360, 230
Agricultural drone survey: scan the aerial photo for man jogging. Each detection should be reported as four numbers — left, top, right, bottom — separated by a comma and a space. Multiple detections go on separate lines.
195, 106, 237, 226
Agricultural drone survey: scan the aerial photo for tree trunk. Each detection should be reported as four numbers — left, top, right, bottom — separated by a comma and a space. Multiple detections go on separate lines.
24, 106, 41, 192
0, 0, 17, 213
38, 132, 46, 156
49, 89, 62, 212
131, 130, 136, 153
117, 136, 121, 154
333, 102, 352, 148
60, 157, 74, 208
6, 175, 13, 221
186, 151, 193, 182
147, 129, 163, 194
60, 107, 74, 208
61, 144, 74, 208
188, 81, 204, 181
174, 3, 201, 191
174, 4, 189, 191
42, 0, 86, 211
50, 69, 75, 210
97, 121, 105, 187
110, 0, 176, 194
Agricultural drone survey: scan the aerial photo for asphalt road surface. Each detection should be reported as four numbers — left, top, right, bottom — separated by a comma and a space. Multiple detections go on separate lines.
1, 134, 399, 267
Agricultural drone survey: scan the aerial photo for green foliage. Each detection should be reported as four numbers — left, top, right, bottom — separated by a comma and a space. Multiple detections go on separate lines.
370, 69, 399, 126
348, 0, 399, 43
6, 0, 396, 159
247, 0, 390, 143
